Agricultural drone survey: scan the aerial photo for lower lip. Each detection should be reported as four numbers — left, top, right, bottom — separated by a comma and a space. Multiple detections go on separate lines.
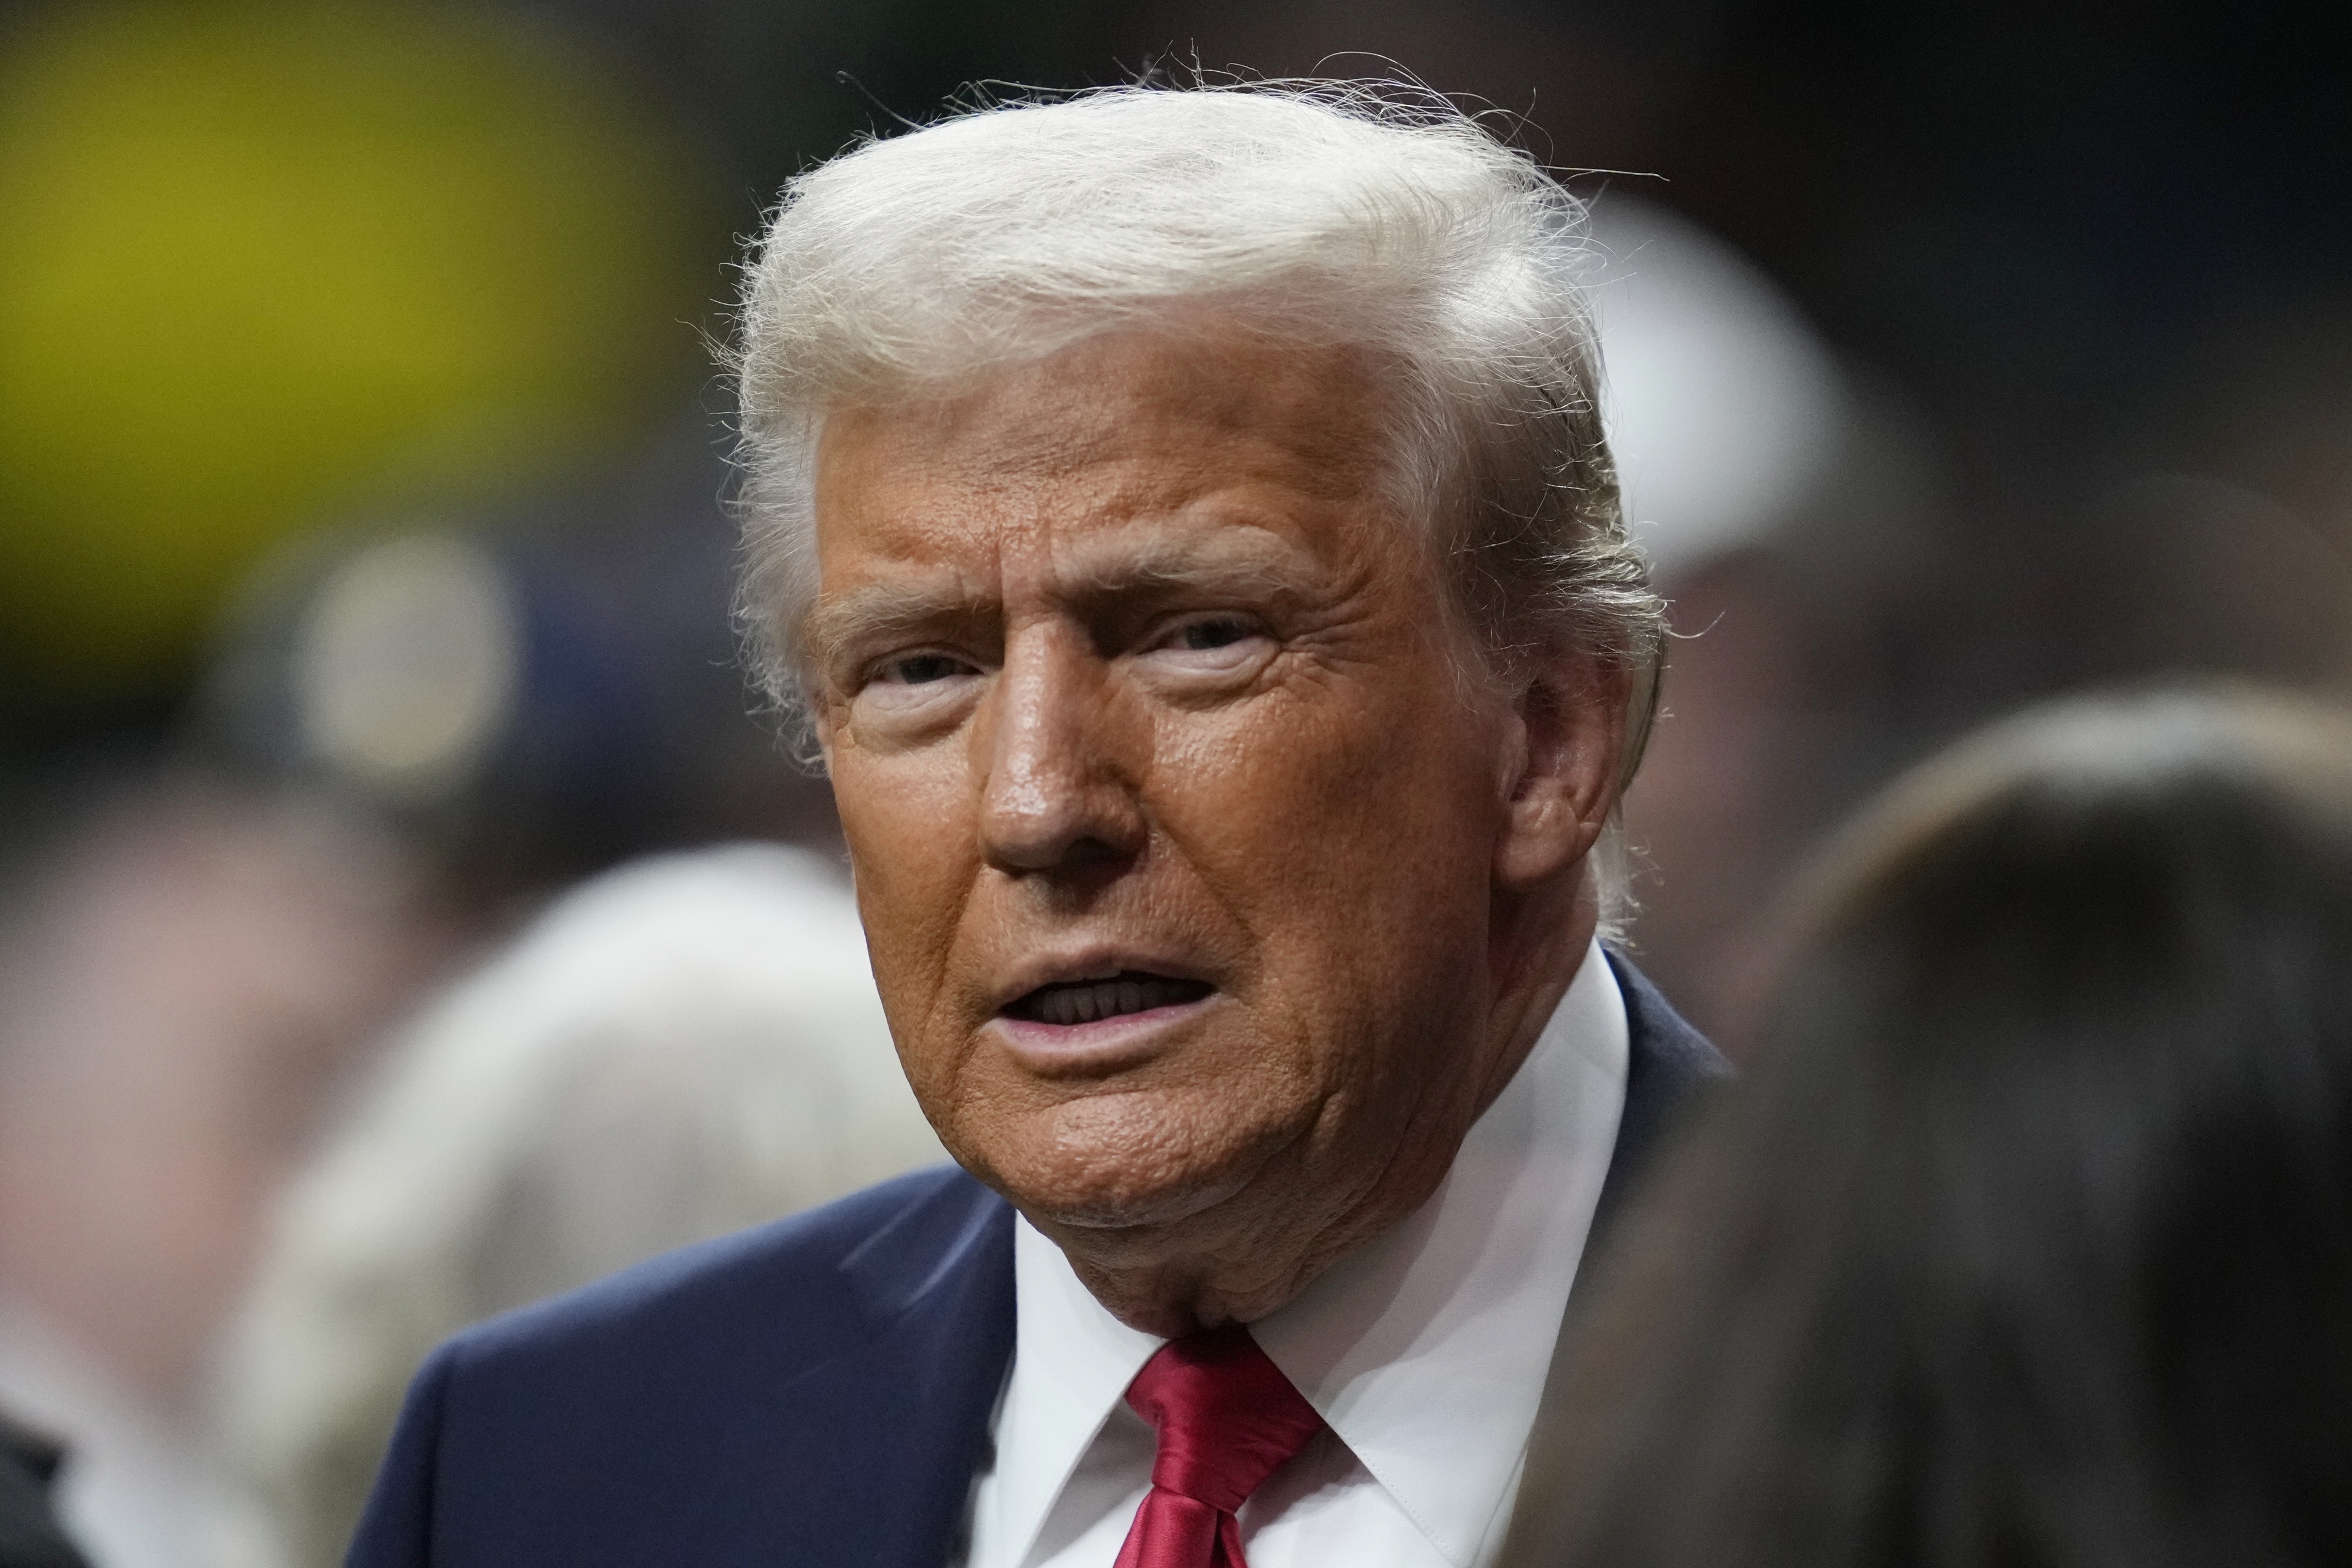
988, 992, 1220, 1072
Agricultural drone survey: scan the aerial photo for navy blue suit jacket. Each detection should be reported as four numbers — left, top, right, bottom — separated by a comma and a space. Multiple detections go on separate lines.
348, 953, 1724, 1567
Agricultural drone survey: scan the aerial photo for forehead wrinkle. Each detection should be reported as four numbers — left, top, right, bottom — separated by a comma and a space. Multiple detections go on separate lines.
809, 494, 1314, 651
1041, 521, 1322, 604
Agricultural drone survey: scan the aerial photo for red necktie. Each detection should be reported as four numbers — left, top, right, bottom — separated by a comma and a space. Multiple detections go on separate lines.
1112, 1326, 1327, 1568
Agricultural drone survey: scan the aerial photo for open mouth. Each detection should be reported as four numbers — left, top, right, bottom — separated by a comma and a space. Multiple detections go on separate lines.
1004, 972, 1214, 1027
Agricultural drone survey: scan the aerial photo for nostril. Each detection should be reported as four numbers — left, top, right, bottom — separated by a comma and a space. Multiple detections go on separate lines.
984, 827, 1140, 878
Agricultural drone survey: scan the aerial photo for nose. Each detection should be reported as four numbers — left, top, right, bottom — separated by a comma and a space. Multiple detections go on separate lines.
977, 624, 1146, 875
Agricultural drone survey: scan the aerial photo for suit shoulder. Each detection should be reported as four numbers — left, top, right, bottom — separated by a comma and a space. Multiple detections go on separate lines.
355, 1165, 1017, 1564
1606, 948, 1732, 1083
445, 1162, 1004, 1380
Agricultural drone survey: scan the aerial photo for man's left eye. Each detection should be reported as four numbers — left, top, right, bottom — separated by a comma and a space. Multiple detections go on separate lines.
1141, 614, 1276, 668
1177, 617, 1251, 651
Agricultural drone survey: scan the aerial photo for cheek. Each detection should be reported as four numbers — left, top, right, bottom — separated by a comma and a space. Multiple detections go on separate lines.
833, 744, 976, 1045
1146, 671, 1502, 987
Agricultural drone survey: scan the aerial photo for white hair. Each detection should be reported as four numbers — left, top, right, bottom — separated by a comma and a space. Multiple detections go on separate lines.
212, 845, 944, 1568
731, 82, 1665, 921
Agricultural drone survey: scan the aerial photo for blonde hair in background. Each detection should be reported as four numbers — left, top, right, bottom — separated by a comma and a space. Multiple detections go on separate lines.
212, 846, 943, 1568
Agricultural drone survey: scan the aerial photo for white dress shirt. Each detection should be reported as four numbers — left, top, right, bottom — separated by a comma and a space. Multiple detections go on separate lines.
958, 940, 1630, 1568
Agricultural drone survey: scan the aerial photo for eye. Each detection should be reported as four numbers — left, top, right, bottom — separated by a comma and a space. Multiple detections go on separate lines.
1138, 613, 1274, 677
873, 651, 976, 686
848, 646, 985, 735
1175, 617, 1252, 651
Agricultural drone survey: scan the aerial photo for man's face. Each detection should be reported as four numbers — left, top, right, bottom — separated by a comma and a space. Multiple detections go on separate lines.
808, 330, 1531, 1302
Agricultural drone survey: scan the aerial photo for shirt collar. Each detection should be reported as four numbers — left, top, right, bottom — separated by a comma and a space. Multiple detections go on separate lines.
990, 938, 1630, 1567
984, 1219, 1162, 1563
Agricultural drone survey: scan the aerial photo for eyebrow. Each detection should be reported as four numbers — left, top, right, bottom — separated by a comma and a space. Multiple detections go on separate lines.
802, 575, 990, 678
802, 529, 1319, 677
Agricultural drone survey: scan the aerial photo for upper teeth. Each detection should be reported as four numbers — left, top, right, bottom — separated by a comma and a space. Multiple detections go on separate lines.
1035, 977, 1187, 1026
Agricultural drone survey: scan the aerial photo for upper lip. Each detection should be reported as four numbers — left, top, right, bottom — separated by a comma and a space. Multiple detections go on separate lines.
990, 945, 1217, 1013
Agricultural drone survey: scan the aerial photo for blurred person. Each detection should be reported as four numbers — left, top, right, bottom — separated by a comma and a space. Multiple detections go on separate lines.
1501, 686, 2352, 1568
0, 779, 450, 1568
198, 420, 843, 890
1576, 192, 1912, 1052
350, 82, 1728, 1568
213, 844, 941, 1568
1586, 196, 1856, 590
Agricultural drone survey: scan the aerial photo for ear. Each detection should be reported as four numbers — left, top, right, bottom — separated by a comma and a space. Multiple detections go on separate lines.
1494, 651, 1628, 892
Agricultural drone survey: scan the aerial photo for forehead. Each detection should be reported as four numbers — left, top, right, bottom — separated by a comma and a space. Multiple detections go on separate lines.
811, 330, 1402, 586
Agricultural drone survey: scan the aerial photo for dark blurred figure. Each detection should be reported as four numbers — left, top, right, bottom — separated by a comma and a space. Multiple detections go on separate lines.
0, 1416, 88, 1568
1504, 686, 2352, 1568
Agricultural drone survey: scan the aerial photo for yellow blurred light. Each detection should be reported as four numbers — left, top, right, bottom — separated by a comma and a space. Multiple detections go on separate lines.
0, 0, 714, 695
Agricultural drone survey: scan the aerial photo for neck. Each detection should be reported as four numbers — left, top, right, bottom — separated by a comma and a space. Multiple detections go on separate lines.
1040, 870, 1601, 1338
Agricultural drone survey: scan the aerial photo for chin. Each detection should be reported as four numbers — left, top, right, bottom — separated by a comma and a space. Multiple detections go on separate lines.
971, 1090, 1282, 1237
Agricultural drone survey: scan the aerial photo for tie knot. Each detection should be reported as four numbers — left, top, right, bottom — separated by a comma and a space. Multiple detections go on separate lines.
1123, 1326, 1325, 1513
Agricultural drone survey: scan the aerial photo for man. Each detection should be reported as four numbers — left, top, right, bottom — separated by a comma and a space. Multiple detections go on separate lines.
350, 83, 1725, 1568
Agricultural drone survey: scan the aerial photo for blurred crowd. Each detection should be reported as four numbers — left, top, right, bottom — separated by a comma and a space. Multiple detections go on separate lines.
0, 0, 2346, 1564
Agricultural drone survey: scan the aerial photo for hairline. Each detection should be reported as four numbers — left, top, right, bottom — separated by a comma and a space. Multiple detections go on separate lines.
750, 317, 1607, 708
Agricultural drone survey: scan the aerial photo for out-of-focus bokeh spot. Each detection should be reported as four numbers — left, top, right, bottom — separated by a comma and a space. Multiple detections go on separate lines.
0, 0, 713, 704
290, 533, 519, 804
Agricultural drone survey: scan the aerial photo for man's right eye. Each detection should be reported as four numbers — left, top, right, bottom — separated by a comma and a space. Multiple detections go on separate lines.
874, 653, 970, 686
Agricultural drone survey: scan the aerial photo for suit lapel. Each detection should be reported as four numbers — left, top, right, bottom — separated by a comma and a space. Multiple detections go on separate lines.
796, 1174, 1017, 1568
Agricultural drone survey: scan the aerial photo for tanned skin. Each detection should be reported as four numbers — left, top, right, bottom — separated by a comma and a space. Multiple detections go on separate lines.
807, 327, 1625, 1338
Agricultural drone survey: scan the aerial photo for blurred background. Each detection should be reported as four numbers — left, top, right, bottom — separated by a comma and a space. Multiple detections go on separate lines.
0, 0, 2344, 1563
